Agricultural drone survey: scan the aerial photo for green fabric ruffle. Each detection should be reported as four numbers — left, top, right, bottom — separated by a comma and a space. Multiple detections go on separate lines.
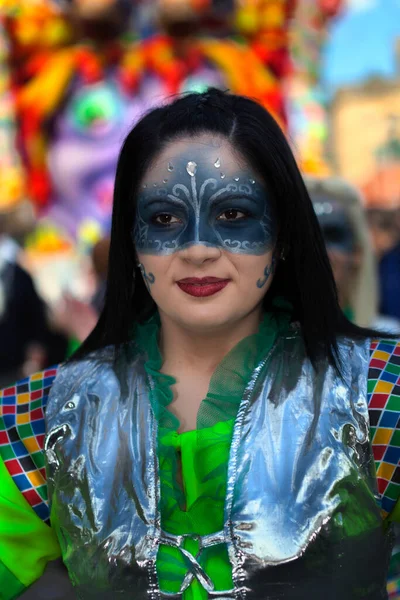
134, 304, 292, 598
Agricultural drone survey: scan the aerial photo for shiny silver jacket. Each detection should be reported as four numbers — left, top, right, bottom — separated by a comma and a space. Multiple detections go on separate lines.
44, 330, 393, 600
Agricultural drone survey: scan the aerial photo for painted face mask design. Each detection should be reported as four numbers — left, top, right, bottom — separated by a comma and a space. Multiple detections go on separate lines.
134, 154, 276, 256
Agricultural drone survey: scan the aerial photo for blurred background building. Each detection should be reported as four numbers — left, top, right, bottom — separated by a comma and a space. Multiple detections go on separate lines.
330, 60, 400, 186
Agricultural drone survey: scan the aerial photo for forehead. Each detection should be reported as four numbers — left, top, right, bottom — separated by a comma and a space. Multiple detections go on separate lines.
143, 134, 254, 181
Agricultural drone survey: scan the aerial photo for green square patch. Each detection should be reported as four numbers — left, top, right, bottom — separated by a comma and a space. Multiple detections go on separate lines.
369, 427, 376, 442
386, 482, 400, 501
17, 423, 34, 439
368, 380, 377, 394
386, 363, 400, 376
31, 450, 45, 469
37, 484, 48, 501
30, 399, 42, 411
390, 430, 400, 447
30, 380, 43, 392
0, 444, 15, 461
387, 396, 400, 411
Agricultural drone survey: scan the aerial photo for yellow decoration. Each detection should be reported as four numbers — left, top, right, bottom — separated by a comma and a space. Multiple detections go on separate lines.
19, 49, 77, 116
0, 165, 26, 209
25, 223, 72, 254
78, 218, 103, 247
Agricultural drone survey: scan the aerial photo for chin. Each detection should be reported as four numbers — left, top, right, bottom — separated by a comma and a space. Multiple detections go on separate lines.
172, 305, 239, 333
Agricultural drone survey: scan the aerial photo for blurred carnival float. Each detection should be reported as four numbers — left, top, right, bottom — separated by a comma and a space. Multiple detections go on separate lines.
0, 0, 343, 299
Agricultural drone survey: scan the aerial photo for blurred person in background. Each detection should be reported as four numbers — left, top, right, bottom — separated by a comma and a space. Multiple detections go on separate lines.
305, 176, 400, 333
363, 167, 400, 321
51, 237, 110, 353
378, 207, 400, 322
367, 208, 399, 261
0, 204, 67, 387
306, 175, 400, 598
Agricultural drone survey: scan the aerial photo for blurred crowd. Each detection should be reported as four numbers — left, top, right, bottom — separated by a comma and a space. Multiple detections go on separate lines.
0, 204, 110, 387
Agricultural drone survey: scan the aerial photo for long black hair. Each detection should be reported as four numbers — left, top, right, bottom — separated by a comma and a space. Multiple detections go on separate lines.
74, 88, 384, 368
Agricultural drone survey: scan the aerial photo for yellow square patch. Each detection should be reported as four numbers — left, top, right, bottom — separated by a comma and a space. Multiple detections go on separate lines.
377, 461, 396, 481
17, 393, 30, 404
375, 380, 394, 394
30, 373, 44, 381
27, 470, 45, 487
16, 413, 30, 425
24, 436, 41, 454
373, 350, 391, 361
373, 428, 393, 446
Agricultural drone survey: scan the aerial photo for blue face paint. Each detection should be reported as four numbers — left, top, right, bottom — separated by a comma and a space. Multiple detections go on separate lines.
134, 154, 276, 256
138, 263, 155, 292
257, 257, 276, 288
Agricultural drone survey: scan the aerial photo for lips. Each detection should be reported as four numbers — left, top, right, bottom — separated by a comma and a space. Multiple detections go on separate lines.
176, 277, 230, 297
178, 277, 228, 284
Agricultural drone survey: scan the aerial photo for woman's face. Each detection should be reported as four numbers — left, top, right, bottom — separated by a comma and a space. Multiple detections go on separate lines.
134, 134, 277, 333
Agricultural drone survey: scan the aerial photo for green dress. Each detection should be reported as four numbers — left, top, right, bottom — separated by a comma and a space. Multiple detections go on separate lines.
134, 308, 290, 598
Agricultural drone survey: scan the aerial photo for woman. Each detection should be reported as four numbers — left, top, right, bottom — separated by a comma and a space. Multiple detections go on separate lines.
1, 89, 400, 599
305, 175, 400, 332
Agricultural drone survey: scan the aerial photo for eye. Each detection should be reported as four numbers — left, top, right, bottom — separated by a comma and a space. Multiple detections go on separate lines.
152, 214, 182, 225
217, 209, 248, 221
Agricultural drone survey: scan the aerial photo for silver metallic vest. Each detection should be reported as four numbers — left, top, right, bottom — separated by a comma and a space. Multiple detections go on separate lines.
45, 331, 393, 599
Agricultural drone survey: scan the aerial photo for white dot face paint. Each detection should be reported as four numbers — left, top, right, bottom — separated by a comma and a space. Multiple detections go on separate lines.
186, 161, 198, 177
134, 141, 276, 257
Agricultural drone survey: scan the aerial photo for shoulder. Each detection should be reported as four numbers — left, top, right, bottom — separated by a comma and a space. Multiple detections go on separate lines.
46, 343, 146, 424
0, 367, 59, 522
0, 346, 128, 523
368, 339, 400, 516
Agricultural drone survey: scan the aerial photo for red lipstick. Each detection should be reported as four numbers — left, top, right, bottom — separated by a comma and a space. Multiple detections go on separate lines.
177, 277, 230, 297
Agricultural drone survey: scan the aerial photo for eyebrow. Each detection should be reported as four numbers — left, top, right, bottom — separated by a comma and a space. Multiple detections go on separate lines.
140, 197, 188, 209
208, 192, 263, 208
140, 190, 265, 210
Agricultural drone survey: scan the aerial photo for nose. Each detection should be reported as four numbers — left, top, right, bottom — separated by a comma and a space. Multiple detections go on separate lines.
179, 243, 222, 266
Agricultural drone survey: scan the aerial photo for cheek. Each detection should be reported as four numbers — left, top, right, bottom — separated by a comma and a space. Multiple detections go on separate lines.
136, 253, 173, 284
230, 251, 276, 289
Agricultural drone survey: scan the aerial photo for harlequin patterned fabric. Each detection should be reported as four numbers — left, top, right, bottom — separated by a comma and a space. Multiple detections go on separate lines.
368, 340, 400, 517
0, 367, 58, 523
388, 578, 400, 599
0, 340, 400, 523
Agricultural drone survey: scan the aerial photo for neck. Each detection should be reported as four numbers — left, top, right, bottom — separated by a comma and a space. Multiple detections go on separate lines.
158, 306, 263, 376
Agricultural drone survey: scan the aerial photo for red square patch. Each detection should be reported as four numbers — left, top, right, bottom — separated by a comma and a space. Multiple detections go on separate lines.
22, 488, 43, 507
3, 387, 16, 397
30, 408, 44, 421
5, 459, 23, 476
377, 477, 389, 495
368, 394, 389, 409
373, 445, 386, 461
0, 430, 9, 445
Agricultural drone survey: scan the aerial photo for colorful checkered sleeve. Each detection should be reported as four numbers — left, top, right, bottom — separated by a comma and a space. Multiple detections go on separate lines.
0, 367, 59, 524
369, 340, 400, 518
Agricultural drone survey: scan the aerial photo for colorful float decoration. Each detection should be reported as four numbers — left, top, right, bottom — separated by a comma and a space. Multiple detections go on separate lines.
288, 0, 344, 175
0, 0, 298, 249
